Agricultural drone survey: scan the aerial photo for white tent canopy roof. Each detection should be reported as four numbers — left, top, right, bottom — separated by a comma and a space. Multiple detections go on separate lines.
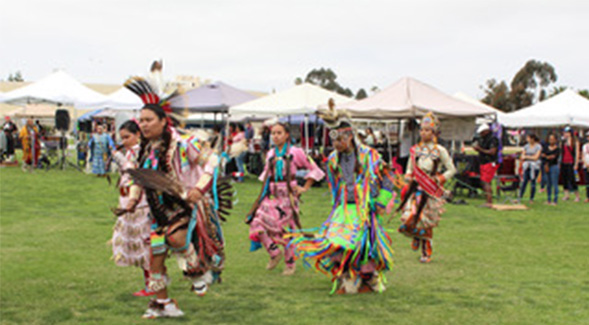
453, 92, 505, 116
106, 87, 143, 110
230, 83, 351, 116
337, 77, 497, 119
499, 89, 589, 128
1, 70, 109, 109
186, 112, 255, 123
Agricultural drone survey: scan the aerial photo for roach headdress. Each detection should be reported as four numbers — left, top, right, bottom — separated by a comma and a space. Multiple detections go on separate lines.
124, 76, 173, 123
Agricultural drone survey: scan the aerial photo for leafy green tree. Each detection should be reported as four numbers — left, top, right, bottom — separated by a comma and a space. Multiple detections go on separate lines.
303, 67, 353, 98
481, 79, 512, 112
355, 88, 368, 100
7, 71, 24, 82
480, 59, 557, 112
578, 89, 589, 100
509, 60, 557, 109
548, 86, 568, 98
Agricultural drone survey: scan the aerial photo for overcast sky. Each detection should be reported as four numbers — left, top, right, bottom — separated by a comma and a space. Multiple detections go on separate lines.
1, 0, 587, 98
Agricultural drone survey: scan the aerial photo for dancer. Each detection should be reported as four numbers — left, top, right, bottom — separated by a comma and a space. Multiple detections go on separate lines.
19, 118, 40, 171
88, 124, 114, 177
110, 120, 153, 297
288, 100, 397, 294
246, 122, 324, 276
398, 112, 456, 263
124, 77, 230, 319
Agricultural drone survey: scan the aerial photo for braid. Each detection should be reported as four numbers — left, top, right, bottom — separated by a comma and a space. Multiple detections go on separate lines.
138, 133, 148, 167
158, 127, 172, 173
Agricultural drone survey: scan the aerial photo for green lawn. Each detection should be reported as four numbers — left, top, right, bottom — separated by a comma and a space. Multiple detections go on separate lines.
1, 165, 588, 324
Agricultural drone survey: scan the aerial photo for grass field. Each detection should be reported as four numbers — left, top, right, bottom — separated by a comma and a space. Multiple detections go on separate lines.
1, 164, 588, 324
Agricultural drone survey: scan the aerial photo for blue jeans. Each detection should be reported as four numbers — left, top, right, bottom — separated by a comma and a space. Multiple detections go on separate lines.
546, 164, 560, 203
235, 152, 246, 181
519, 168, 539, 201
540, 162, 547, 189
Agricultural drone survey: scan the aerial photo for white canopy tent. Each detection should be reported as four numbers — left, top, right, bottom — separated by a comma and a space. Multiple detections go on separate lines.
337, 77, 497, 119
185, 112, 251, 126
333, 77, 499, 151
230, 83, 351, 152
230, 83, 351, 116
499, 89, 589, 128
105, 87, 143, 110
1, 70, 109, 109
453, 92, 505, 124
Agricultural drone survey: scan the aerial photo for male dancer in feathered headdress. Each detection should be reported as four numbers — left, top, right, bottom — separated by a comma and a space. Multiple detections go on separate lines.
288, 99, 398, 294
122, 76, 231, 318
397, 112, 456, 263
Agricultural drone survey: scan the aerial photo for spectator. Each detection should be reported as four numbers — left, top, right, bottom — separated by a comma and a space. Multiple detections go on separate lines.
364, 127, 377, 147
210, 125, 223, 154
19, 118, 41, 171
35, 120, 45, 137
561, 126, 580, 202
582, 131, 589, 203
261, 125, 271, 153
473, 124, 499, 208
229, 124, 247, 182
542, 133, 561, 205
88, 124, 114, 177
245, 121, 254, 142
398, 119, 416, 173
2, 116, 18, 162
518, 133, 542, 203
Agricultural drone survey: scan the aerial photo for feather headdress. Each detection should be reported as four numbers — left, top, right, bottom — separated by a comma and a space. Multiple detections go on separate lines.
124, 76, 174, 122
317, 98, 354, 130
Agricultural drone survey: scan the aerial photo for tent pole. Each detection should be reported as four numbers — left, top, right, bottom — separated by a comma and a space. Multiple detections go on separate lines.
386, 121, 392, 163
304, 114, 309, 153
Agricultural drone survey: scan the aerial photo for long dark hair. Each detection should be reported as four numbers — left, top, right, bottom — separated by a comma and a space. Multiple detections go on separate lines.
119, 120, 140, 134
137, 105, 172, 173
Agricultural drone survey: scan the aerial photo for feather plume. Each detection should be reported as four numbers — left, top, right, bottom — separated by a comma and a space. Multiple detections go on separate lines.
124, 77, 160, 105
126, 169, 185, 198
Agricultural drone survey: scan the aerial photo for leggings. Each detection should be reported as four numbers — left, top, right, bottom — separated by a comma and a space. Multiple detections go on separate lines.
561, 163, 578, 192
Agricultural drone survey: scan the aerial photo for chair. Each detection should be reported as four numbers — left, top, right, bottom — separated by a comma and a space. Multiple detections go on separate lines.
495, 155, 520, 203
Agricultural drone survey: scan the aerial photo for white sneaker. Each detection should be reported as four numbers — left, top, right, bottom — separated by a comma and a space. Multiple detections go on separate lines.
142, 299, 184, 319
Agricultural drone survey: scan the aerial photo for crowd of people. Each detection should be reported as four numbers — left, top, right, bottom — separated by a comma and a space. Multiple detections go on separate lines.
4, 76, 588, 319
80, 76, 462, 318
516, 126, 589, 204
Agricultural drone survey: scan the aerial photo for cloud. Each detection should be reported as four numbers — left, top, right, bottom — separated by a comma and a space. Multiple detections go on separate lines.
1, 0, 587, 97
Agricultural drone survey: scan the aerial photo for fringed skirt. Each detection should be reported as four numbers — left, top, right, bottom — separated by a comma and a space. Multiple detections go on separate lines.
399, 190, 444, 240
249, 182, 298, 246
288, 204, 394, 288
149, 199, 226, 279
112, 206, 151, 269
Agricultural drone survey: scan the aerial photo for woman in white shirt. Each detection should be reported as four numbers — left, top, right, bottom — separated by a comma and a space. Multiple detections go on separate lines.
519, 133, 542, 203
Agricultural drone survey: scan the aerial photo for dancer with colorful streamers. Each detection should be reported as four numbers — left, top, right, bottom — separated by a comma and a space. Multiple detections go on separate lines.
124, 77, 232, 319
288, 100, 398, 294
397, 112, 456, 263
246, 122, 324, 276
